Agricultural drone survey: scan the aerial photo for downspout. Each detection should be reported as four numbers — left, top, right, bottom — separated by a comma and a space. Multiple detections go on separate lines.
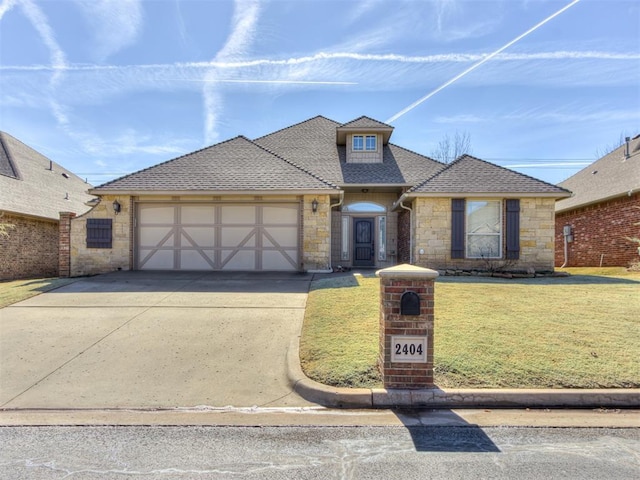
397, 193, 413, 265
560, 234, 569, 268
327, 190, 345, 272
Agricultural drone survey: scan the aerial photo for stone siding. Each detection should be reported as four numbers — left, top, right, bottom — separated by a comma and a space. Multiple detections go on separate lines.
555, 193, 640, 267
413, 196, 557, 271
0, 213, 59, 280
302, 194, 331, 271
68, 195, 132, 277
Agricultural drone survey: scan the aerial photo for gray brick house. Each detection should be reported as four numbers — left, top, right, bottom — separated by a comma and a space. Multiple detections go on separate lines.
0, 131, 94, 280
64, 116, 570, 276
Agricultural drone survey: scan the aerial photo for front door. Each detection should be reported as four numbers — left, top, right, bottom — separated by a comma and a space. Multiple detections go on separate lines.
353, 218, 375, 267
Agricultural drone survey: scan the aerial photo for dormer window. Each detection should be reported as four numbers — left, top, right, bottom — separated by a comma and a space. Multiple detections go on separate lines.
353, 135, 377, 152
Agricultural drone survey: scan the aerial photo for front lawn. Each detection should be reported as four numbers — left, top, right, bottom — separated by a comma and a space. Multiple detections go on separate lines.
0, 277, 78, 308
300, 268, 640, 389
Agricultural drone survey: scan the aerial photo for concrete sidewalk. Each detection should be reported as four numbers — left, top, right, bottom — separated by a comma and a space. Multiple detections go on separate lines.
0, 271, 315, 410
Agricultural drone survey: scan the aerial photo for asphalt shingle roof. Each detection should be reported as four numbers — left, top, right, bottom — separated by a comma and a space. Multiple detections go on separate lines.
92, 115, 572, 197
94, 135, 338, 192
0, 132, 94, 221
255, 116, 444, 186
409, 155, 571, 195
556, 135, 640, 212
339, 116, 394, 130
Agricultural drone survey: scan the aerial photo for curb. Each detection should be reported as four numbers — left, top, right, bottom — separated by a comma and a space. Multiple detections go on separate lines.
287, 337, 640, 409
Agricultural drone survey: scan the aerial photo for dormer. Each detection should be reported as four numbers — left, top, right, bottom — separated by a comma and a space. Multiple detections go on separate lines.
336, 116, 394, 164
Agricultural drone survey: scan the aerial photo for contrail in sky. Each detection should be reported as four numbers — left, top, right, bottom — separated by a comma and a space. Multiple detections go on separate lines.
386, 0, 582, 123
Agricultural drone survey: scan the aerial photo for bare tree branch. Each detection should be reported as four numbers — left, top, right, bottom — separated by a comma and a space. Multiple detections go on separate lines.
430, 130, 472, 163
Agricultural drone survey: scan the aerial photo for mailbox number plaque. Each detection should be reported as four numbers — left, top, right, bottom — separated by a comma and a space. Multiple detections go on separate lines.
391, 336, 427, 363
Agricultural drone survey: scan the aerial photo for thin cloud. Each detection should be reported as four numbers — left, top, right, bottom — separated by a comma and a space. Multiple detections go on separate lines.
17, 0, 69, 130
0, 0, 17, 21
74, 0, 143, 60
386, 0, 583, 123
204, 0, 261, 144
3, 50, 638, 74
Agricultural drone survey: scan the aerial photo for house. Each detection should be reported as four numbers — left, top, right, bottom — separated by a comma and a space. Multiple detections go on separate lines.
0, 131, 94, 280
62, 116, 570, 277
555, 134, 640, 268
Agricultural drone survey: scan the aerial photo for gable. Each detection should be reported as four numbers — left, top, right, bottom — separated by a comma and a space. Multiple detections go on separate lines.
0, 132, 94, 221
409, 155, 571, 196
92, 135, 338, 193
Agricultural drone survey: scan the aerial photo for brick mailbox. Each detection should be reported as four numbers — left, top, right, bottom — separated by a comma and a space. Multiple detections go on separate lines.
376, 264, 439, 389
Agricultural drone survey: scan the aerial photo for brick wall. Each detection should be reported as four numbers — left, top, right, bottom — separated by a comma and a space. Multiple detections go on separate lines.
0, 213, 59, 280
555, 193, 640, 267
377, 268, 436, 389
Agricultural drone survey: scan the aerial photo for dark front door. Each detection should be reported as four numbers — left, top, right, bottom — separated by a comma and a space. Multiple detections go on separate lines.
353, 218, 375, 267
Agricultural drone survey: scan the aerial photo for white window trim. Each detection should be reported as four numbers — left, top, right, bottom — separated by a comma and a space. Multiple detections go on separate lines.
365, 135, 377, 151
466, 199, 503, 259
341, 216, 350, 260
378, 216, 387, 261
351, 134, 378, 152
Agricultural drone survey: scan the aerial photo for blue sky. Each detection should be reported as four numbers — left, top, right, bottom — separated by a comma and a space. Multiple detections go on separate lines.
1, 0, 638, 186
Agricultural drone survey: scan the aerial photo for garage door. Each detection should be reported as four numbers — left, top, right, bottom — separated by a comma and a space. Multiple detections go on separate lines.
136, 203, 300, 271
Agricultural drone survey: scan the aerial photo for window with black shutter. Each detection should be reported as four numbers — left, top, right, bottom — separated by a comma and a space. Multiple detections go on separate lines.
505, 199, 520, 260
451, 198, 465, 259
86, 218, 113, 248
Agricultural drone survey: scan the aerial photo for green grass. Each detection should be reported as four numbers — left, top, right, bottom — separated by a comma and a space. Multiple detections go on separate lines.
300, 268, 640, 389
0, 277, 79, 308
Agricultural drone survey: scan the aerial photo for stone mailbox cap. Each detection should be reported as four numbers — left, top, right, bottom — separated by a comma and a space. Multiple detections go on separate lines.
376, 263, 440, 279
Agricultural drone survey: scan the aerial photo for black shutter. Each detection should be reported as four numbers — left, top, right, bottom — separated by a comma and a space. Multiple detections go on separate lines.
86, 218, 113, 248
451, 198, 465, 259
505, 199, 520, 260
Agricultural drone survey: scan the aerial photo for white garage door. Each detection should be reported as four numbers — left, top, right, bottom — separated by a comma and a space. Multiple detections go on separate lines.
136, 203, 300, 271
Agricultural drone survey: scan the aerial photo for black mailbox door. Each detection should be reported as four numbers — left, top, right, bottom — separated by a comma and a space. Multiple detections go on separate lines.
353, 218, 375, 267
401, 291, 421, 315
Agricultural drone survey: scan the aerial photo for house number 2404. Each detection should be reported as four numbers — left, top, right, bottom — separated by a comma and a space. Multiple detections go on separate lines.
390, 336, 427, 363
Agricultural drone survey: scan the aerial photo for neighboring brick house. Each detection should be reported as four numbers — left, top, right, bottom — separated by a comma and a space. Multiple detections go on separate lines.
0, 132, 94, 280
555, 134, 640, 268
65, 116, 570, 277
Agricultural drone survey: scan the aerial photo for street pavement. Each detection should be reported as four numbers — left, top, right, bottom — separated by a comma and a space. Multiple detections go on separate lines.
1, 425, 639, 479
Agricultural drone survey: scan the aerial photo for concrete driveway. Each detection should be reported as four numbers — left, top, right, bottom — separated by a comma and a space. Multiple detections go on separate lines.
0, 271, 315, 409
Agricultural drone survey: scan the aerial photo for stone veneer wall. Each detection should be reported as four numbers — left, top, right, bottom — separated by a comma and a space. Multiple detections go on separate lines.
68, 195, 132, 277
302, 194, 331, 271
555, 193, 640, 267
413, 197, 557, 271
0, 213, 59, 280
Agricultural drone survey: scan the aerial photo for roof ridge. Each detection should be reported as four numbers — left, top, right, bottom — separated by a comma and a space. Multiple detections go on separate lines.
96, 135, 245, 188
253, 115, 340, 142
456, 154, 572, 192
388, 142, 444, 165
339, 115, 394, 129
250, 138, 339, 190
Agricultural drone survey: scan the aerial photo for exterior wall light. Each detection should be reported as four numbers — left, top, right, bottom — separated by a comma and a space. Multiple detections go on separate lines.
112, 199, 121, 215
311, 198, 319, 213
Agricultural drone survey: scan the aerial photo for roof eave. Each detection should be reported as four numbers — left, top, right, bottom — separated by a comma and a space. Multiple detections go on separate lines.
555, 189, 639, 214
336, 127, 393, 146
89, 188, 342, 196
406, 191, 572, 199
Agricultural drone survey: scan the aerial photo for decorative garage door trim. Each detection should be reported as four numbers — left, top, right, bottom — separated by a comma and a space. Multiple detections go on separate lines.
136, 202, 300, 271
